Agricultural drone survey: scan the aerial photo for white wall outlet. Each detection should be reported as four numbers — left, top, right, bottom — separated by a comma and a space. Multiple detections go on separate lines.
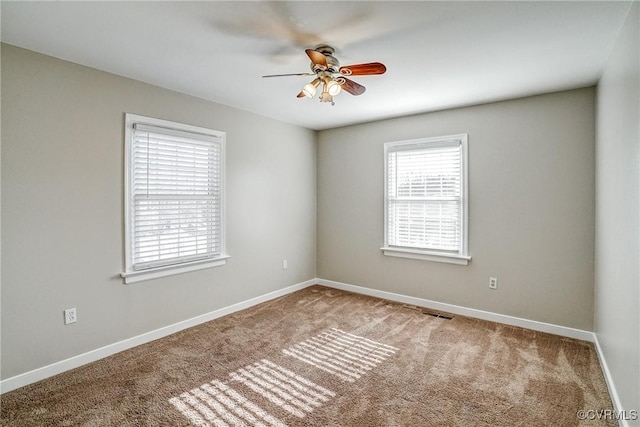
64, 308, 77, 325
283, 259, 288, 269
489, 277, 498, 290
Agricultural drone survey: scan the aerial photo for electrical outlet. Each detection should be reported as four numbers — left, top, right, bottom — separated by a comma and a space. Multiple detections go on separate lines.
489, 277, 498, 290
64, 308, 77, 325
283, 259, 288, 270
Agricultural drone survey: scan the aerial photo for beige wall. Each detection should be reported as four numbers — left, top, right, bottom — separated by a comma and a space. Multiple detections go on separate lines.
595, 2, 639, 418
0, 45, 317, 379
318, 88, 596, 330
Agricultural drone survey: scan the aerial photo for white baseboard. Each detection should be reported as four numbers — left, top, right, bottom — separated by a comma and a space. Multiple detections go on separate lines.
0, 276, 613, 407
0, 279, 315, 394
593, 334, 630, 427
316, 278, 594, 342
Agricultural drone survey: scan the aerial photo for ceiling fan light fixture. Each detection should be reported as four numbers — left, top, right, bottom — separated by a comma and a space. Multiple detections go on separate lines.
302, 78, 321, 98
302, 84, 316, 98
327, 80, 342, 96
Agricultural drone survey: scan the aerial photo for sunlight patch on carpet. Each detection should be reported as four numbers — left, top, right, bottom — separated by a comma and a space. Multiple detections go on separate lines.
282, 328, 398, 382
169, 329, 398, 425
169, 359, 335, 427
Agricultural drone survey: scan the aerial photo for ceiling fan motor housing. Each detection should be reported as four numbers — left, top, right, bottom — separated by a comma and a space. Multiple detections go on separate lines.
310, 45, 340, 73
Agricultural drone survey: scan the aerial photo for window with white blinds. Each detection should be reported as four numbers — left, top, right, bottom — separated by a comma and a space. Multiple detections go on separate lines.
382, 134, 470, 265
122, 114, 227, 283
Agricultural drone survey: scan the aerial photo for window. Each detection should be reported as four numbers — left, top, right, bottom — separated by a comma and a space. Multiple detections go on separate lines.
121, 114, 227, 284
382, 134, 470, 265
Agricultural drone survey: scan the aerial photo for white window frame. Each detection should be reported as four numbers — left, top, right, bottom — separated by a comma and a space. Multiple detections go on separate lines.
121, 114, 228, 284
381, 134, 470, 265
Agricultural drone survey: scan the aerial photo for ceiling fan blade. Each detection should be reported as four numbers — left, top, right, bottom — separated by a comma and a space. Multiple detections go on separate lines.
305, 49, 328, 67
339, 62, 386, 76
340, 78, 366, 96
262, 72, 315, 78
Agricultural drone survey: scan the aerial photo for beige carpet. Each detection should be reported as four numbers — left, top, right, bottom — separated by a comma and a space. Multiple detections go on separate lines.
1, 285, 616, 426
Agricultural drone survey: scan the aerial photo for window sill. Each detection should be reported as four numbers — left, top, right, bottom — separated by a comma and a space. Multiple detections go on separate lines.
381, 247, 470, 265
121, 256, 230, 284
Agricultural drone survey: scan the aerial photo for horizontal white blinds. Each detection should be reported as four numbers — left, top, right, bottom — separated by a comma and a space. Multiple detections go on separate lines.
131, 123, 223, 270
387, 141, 463, 253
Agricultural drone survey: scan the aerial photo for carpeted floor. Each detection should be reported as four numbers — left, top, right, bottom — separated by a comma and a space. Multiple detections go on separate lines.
1, 285, 616, 426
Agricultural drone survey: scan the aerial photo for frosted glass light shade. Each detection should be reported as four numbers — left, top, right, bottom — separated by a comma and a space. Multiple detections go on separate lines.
302, 83, 317, 98
302, 78, 321, 98
327, 80, 342, 96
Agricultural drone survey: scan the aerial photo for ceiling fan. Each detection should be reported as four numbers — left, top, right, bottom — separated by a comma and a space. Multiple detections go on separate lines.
262, 45, 386, 105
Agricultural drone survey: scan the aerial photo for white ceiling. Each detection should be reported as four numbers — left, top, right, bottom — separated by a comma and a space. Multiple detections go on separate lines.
1, 1, 632, 130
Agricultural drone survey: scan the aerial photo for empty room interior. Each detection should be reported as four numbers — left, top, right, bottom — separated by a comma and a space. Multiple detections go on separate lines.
1, 1, 639, 426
